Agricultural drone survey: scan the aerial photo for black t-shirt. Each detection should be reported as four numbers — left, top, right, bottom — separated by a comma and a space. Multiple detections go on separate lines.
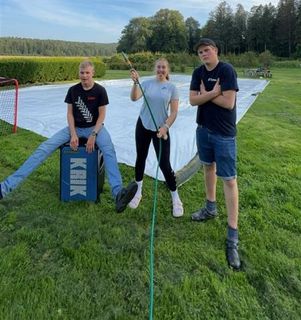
64, 82, 109, 128
190, 61, 239, 136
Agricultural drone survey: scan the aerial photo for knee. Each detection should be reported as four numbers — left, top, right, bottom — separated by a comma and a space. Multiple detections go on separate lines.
98, 141, 116, 155
204, 163, 216, 173
224, 178, 237, 189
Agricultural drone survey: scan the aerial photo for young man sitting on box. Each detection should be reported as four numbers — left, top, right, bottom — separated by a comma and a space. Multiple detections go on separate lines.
0, 60, 137, 213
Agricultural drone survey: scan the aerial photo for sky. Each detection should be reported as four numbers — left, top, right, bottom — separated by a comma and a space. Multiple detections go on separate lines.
0, 0, 279, 44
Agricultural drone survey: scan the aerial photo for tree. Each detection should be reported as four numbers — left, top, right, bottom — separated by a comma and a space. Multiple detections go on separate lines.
201, 17, 216, 41
233, 4, 248, 54
247, 4, 277, 53
148, 9, 187, 53
0, 37, 117, 56
247, 5, 264, 52
117, 17, 152, 53
261, 4, 277, 52
185, 17, 201, 54
274, 0, 298, 57
201, 1, 234, 54
296, 1, 301, 57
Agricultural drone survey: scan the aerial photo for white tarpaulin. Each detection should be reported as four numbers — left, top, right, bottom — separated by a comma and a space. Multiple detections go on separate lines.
6, 75, 269, 180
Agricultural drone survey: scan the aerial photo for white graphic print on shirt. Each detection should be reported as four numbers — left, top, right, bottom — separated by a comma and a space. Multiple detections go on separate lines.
75, 97, 93, 123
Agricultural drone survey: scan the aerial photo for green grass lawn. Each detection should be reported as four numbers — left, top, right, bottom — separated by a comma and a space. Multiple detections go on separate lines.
0, 68, 301, 319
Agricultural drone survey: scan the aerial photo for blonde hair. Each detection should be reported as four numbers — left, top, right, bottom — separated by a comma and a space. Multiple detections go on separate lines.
155, 58, 170, 81
79, 60, 94, 70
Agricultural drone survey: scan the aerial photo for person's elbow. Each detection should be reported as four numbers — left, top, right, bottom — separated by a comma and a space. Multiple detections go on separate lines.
189, 96, 198, 106
226, 98, 236, 110
223, 91, 236, 110
227, 102, 235, 110
190, 101, 198, 106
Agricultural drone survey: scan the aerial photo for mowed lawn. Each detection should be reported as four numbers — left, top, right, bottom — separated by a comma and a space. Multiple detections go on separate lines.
0, 68, 300, 319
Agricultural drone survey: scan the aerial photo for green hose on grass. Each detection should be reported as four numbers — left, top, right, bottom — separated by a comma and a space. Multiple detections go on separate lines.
122, 52, 163, 320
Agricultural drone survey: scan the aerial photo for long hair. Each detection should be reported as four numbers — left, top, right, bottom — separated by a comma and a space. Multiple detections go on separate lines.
155, 58, 170, 81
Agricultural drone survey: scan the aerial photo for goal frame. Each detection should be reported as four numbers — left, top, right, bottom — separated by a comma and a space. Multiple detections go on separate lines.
0, 77, 19, 133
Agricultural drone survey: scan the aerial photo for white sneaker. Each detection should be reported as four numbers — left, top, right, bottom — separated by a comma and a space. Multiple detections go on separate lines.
128, 194, 142, 209
172, 199, 184, 218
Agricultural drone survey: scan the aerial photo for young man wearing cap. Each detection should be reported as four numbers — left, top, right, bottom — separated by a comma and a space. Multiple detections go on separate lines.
189, 38, 241, 270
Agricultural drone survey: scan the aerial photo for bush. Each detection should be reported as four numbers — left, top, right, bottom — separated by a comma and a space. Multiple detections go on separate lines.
294, 44, 301, 59
0, 57, 106, 84
259, 50, 275, 68
221, 51, 259, 68
180, 65, 186, 73
106, 52, 199, 72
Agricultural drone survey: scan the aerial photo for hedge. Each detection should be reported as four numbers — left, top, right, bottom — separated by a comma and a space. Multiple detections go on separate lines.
0, 57, 106, 84
105, 51, 300, 71
104, 52, 200, 71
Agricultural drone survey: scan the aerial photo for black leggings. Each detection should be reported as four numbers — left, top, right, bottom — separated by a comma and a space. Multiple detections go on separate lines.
135, 117, 177, 191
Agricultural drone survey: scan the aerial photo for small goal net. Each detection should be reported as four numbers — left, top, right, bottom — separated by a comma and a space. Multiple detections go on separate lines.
0, 77, 19, 135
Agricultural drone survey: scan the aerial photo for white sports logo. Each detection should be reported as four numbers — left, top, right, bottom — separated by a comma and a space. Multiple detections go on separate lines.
75, 97, 93, 122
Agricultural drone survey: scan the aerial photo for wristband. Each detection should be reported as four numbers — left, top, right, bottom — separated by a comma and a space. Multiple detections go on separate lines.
91, 130, 97, 137
163, 123, 170, 131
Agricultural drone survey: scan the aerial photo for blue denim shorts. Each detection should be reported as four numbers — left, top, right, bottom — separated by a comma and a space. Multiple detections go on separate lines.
196, 126, 237, 180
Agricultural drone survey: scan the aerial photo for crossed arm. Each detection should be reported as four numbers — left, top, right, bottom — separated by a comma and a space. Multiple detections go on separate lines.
189, 79, 236, 110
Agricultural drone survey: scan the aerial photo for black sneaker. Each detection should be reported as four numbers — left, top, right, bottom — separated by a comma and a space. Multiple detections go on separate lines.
115, 181, 138, 213
226, 240, 241, 270
0, 184, 3, 200
191, 207, 217, 222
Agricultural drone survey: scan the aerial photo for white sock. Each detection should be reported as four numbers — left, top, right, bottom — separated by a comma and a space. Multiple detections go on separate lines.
136, 180, 143, 196
171, 190, 181, 202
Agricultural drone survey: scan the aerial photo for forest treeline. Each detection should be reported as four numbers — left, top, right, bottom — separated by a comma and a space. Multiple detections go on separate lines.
118, 0, 301, 58
1, 0, 301, 58
0, 38, 117, 57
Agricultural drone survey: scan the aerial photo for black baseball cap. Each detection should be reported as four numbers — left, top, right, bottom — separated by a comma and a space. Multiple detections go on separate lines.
194, 38, 218, 52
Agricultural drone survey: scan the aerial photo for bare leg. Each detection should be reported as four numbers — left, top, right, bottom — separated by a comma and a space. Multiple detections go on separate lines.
223, 178, 239, 229
204, 163, 217, 202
